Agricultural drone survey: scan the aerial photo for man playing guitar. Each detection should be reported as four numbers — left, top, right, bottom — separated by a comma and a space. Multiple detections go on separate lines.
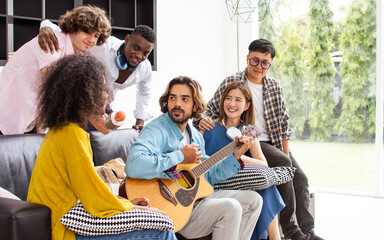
124, 76, 263, 240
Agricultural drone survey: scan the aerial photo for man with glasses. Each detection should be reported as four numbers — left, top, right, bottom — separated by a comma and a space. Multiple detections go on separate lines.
197, 39, 323, 240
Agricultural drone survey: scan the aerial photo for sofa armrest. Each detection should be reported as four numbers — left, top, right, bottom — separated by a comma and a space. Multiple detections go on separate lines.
0, 197, 51, 240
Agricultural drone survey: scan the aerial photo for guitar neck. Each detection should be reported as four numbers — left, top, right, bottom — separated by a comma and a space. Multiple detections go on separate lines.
191, 140, 242, 177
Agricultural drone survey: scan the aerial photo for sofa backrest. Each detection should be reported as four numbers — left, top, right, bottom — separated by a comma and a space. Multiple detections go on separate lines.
89, 128, 139, 166
0, 134, 44, 200
0, 128, 140, 201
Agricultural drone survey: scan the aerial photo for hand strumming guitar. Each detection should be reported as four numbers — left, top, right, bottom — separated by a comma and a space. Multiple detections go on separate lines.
180, 144, 203, 164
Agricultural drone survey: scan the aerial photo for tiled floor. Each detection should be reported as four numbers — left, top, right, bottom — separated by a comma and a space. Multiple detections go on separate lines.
312, 192, 384, 239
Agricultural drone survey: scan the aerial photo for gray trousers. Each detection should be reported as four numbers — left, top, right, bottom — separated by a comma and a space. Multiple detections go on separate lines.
178, 190, 263, 240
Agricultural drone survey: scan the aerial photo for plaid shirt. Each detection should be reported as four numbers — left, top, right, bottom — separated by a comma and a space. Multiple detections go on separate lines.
202, 69, 294, 151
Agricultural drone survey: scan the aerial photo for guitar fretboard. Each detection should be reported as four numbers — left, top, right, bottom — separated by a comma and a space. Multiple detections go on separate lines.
191, 140, 242, 177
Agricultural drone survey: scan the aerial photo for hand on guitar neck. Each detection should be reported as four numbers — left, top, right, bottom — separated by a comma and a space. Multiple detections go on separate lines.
180, 135, 252, 165
232, 135, 254, 160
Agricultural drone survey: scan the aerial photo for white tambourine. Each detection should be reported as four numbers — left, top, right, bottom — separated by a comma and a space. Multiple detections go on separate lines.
226, 126, 242, 140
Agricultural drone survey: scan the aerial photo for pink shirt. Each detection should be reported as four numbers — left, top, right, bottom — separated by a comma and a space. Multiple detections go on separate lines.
0, 32, 74, 135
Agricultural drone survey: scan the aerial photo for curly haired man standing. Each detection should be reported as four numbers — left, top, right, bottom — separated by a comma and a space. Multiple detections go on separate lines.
0, 5, 111, 135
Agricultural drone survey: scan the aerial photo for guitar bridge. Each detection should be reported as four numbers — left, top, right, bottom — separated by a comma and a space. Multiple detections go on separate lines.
157, 179, 178, 206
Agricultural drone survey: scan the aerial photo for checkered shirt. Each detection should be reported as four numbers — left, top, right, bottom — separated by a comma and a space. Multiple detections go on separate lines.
201, 68, 294, 151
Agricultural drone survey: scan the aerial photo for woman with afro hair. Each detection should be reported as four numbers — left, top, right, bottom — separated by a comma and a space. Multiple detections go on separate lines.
27, 54, 177, 240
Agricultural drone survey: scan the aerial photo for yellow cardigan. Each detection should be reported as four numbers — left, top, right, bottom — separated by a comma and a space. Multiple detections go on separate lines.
27, 123, 132, 240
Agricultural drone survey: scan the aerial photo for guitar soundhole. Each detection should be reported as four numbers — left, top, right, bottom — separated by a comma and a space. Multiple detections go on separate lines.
177, 170, 195, 189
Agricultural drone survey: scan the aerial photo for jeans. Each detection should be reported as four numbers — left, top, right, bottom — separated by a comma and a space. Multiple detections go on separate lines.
259, 141, 314, 238
76, 230, 177, 240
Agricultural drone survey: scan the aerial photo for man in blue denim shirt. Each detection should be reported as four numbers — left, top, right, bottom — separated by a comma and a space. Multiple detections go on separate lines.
126, 76, 263, 240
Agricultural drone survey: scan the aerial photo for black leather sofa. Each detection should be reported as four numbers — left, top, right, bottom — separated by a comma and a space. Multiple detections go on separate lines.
0, 129, 138, 240
0, 129, 211, 240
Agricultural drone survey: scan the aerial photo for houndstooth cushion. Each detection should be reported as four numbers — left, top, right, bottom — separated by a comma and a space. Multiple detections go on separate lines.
60, 202, 174, 236
213, 163, 296, 191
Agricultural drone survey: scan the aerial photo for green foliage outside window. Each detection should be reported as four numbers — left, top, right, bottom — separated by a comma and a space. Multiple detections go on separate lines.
307, 0, 336, 141
274, 19, 308, 137
335, 0, 376, 142
257, 0, 376, 143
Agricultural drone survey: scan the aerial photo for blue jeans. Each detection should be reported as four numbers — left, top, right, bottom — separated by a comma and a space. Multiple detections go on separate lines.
76, 230, 177, 240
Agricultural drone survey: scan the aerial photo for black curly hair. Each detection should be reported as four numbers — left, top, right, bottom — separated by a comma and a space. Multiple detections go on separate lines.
131, 25, 156, 44
37, 54, 109, 130
58, 5, 111, 46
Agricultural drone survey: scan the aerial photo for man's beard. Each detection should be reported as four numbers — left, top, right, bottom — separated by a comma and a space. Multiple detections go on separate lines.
169, 107, 192, 124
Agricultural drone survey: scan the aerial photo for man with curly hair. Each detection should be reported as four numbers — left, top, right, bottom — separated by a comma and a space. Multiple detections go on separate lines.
0, 5, 111, 135
126, 76, 263, 240
38, 18, 157, 131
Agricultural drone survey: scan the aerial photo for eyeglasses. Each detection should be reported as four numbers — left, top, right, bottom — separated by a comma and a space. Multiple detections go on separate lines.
248, 57, 271, 69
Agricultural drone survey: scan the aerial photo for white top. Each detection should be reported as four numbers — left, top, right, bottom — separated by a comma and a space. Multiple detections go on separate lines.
89, 37, 153, 121
247, 80, 271, 141
181, 129, 191, 147
41, 20, 153, 121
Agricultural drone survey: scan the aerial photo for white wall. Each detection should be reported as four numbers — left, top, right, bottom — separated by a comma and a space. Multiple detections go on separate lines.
112, 0, 258, 126
0, 1, 258, 128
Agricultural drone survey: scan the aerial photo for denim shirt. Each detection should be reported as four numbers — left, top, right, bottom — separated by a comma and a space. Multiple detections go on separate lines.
125, 113, 242, 185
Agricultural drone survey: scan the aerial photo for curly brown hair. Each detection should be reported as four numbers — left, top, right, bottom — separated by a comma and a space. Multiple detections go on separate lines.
37, 54, 109, 130
58, 5, 111, 45
159, 76, 206, 119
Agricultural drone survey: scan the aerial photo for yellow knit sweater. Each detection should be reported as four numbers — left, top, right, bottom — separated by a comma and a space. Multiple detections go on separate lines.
27, 123, 132, 240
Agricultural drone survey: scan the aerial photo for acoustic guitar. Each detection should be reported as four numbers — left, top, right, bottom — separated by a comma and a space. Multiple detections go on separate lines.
122, 124, 260, 231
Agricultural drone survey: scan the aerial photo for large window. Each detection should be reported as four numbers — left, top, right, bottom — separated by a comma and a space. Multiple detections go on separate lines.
258, 0, 383, 196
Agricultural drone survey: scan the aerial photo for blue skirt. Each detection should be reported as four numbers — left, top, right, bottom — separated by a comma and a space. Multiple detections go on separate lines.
251, 185, 285, 240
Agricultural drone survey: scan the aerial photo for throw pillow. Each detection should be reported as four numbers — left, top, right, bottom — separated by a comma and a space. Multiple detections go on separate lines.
213, 163, 296, 191
60, 202, 174, 236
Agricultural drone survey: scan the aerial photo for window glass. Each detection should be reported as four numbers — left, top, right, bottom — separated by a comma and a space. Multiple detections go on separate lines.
259, 0, 380, 194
